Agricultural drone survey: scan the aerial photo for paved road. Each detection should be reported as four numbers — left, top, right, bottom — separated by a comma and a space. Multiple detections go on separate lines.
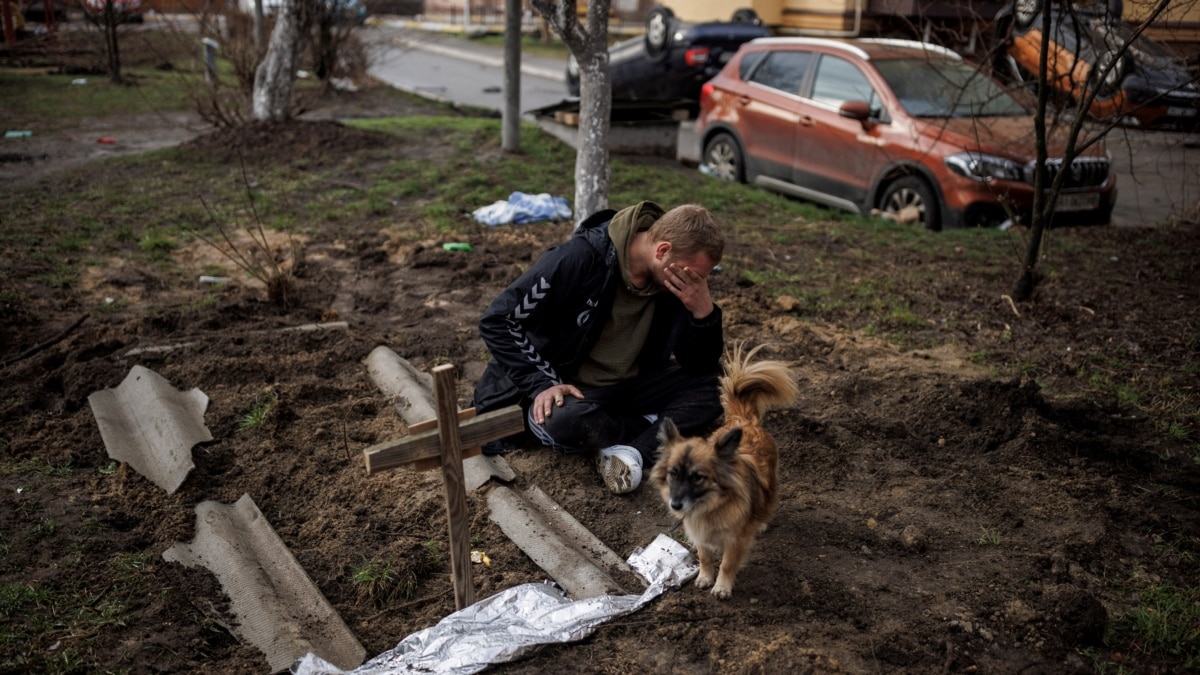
369, 22, 1199, 226
367, 23, 570, 116
1107, 128, 1200, 226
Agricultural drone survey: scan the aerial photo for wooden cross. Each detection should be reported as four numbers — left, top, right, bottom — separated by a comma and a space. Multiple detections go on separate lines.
361, 363, 524, 610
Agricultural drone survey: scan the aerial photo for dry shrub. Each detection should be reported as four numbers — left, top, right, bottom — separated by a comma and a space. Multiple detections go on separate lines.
184, 5, 371, 125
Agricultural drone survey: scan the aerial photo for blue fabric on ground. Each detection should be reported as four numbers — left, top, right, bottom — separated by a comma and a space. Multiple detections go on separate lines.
472, 192, 572, 225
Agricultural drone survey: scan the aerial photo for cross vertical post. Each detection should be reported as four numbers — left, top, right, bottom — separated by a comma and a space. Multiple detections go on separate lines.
432, 364, 473, 609
361, 362, 525, 611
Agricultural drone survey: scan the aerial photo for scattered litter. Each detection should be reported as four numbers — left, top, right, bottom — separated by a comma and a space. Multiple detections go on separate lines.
199, 275, 230, 284
97, 137, 118, 145
472, 192, 571, 226
164, 494, 366, 673
297, 69, 310, 78
4, 130, 32, 138
869, 206, 921, 224
442, 242, 472, 252
280, 321, 349, 333
293, 533, 696, 675
71, 78, 88, 85
470, 550, 491, 566
87, 365, 211, 494
124, 341, 197, 357
997, 218, 1013, 231
698, 164, 715, 177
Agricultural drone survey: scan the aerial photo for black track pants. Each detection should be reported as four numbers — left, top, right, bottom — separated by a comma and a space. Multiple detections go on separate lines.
530, 364, 722, 465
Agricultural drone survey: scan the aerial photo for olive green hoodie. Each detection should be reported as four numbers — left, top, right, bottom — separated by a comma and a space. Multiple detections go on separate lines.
573, 201, 662, 388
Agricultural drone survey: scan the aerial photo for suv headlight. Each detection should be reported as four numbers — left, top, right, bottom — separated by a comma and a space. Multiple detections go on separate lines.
944, 152, 1024, 182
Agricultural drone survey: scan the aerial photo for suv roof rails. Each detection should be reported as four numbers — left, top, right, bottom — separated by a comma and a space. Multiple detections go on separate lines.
856, 38, 962, 60
749, 36, 962, 61
749, 37, 870, 59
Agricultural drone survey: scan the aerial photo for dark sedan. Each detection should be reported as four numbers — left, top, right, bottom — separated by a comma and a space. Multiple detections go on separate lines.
994, 0, 1200, 131
19, 0, 68, 23
566, 6, 772, 111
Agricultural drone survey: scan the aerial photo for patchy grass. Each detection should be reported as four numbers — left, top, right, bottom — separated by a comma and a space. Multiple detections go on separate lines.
348, 541, 443, 608
239, 390, 279, 431
2, 113, 1196, 457
1109, 583, 1200, 670
0, 29, 201, 131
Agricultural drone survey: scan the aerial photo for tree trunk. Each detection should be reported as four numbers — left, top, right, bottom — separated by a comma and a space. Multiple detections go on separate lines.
313, 14, 332, 81
103, 1, 122, 83
573, 44, 611, 221
252, 0, 301, 122
1012, 3, 1055, 303
1011, 0, 1171, 302
253, 0, 265, 52
530, 0, 612, 227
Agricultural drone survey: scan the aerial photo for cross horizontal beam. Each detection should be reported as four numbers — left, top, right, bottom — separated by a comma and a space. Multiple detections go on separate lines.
362, 405, 524, 475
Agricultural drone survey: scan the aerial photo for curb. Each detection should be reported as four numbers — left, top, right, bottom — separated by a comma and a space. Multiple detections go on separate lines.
378, 18, 565, 82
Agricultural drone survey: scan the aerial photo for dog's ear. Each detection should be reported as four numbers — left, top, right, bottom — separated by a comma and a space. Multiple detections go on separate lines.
657, 417, 681, 448
714, 427, 743, 462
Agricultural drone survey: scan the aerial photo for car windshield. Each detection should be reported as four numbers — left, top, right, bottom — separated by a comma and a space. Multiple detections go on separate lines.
874, 57, 1029, 118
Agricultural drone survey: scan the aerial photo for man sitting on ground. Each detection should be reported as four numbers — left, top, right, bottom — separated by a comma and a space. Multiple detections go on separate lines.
472, 201, 726, 494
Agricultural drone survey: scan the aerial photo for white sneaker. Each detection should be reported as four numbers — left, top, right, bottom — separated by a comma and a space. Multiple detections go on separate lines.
597, 445, 643, 494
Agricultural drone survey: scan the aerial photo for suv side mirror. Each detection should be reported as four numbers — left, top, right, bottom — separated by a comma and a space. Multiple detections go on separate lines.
839, 100, 875, 130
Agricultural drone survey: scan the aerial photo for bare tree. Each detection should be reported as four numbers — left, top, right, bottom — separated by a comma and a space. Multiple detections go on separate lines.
309, 0, 369, 89
1008, 0, 1178, 300
529, 0, 612, 225
252, 0, 303, 121
84, 0, 129, 83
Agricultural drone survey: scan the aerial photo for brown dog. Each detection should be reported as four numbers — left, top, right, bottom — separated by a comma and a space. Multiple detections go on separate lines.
651, 343, 799, 599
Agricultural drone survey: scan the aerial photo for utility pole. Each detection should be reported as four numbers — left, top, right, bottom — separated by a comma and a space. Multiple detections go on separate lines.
502, 0, 521, 151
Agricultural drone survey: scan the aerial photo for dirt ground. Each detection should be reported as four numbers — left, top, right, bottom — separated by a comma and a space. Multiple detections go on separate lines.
2, 90, 1199, 675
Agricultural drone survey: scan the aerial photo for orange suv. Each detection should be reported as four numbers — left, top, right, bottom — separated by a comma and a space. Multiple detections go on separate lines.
695, 38, 1117, 230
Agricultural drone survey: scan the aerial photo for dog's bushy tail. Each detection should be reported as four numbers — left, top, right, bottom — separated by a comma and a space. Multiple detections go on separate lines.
720, 342, 799, 423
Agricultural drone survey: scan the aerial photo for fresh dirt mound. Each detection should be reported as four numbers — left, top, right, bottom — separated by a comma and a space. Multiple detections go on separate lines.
1, 115, 1198, 674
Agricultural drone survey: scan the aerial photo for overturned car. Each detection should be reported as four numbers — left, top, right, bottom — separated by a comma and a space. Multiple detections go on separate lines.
993, 0, 1200, 131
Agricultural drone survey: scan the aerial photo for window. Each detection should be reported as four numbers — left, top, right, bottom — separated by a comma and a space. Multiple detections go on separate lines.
738, 51, 766, 80
811, 55, 878, 112
873, 57, 1028, 118
747, 51, 811, 95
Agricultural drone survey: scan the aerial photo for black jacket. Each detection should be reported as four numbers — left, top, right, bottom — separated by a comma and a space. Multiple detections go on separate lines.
472, 203, 724, 412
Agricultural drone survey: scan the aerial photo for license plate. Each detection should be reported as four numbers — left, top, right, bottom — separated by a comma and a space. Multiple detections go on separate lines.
1055, 192, 1100, 212
1167, 106, 1198, 118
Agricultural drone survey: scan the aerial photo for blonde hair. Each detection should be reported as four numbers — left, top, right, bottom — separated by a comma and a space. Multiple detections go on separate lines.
648, 204, 724, 264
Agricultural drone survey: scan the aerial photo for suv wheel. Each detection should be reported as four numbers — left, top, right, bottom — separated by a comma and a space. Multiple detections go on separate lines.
1089, 49, 1127, 98
704, 133, 744, 183
732, 8, 761, 25
645, 6, 674, 58
880, 176, 941, 231
1014, 0, 1042, 28
1106, 0, 1123, 21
